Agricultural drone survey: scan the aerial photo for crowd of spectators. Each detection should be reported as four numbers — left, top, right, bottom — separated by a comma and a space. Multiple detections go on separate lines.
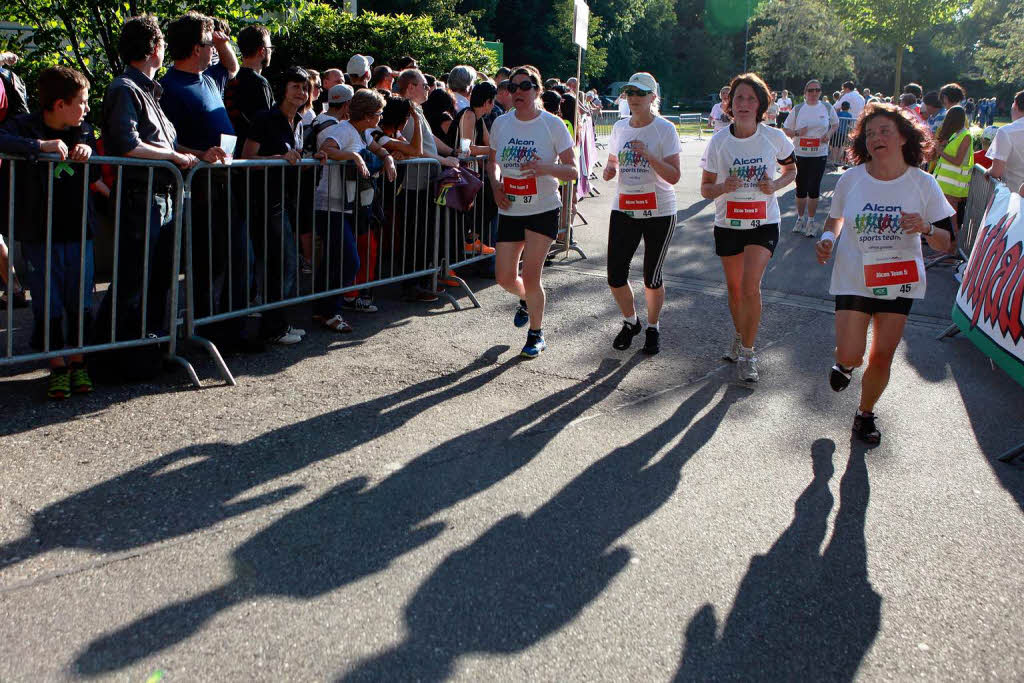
0, 14, 598, 399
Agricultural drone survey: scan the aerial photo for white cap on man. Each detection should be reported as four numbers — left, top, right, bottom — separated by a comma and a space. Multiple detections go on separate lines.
328, 83, 355, 105
347, 54, 373, 76
625, 72, 659, 96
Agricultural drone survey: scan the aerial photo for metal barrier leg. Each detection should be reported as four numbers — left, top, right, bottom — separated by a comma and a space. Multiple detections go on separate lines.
436, 206, 466, 311
188, 334, 236, 386
997, 442, 1024, 463
935, 323, 960, 341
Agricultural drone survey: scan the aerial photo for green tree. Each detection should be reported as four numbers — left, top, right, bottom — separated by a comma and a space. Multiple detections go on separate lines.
975, 4, 1024, 88
834, 0, 969, 95
748, 0, 854, 90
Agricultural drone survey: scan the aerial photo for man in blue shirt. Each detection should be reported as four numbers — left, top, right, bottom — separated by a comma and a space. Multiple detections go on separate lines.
161, 11, 252, 330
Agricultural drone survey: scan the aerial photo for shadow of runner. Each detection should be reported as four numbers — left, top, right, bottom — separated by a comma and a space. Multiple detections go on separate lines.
675, 437, 881, 682
72, 354, 644, 675
338, 382, 741, 682
0, 345, 515, 571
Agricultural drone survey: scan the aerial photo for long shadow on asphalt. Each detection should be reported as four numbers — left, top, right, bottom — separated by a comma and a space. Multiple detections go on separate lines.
337, 382, 742, 681
0, 343, 518, 569
70, 352, 644, 675
674, 437, 881, 681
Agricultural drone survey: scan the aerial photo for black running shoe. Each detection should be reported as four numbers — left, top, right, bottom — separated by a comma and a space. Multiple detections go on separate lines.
612, 320, 643, 350
852, 412, 881, 445
830, 364, 853, 392
642, 327, 660, 355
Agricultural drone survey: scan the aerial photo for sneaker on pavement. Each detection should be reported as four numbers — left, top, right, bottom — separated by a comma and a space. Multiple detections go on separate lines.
513, 304, 530, 328
321, 314, 353, 333
852, 411, 881, 445
642, 327, 660, 355
438, 270, 461, 288
803, 217, 818, 238
791, 215, 806, 233
300, 256, 313, 275
737, 350, 759, 383
829, 363, 853, 392
287, 325, 306, 337
342, 296, 378, 313
521, 332, 546, 359
47, 369, 71, 400
270, 329, 303, 345
723, 332, 742, 362
70, 365, 93, 394
612, 320, 643, 350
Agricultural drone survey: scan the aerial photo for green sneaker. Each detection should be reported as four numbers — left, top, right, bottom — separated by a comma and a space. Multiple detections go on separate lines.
70, 365, 93, 394
47, 369, 71, 400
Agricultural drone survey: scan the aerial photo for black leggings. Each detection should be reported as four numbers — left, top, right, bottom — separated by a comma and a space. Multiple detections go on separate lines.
607, 211, 676, 289
795, 155, 827, 199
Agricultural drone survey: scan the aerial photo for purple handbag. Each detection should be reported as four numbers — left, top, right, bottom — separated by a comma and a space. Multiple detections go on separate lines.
434, 163, 483, 212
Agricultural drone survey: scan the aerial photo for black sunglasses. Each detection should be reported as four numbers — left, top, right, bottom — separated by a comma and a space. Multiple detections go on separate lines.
622, 88, 651, 97
507, 82, 537, 93
806, 87, 821, 92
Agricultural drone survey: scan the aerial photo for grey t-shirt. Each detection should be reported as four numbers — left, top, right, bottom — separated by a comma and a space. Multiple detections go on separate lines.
401, 107, 439, 191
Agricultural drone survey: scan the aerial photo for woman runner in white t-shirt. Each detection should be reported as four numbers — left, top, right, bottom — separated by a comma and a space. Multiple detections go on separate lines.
488, 66, 578, 358
700, 73, 796, 384
784, 79, 838, 237
815, 103, 953, 444
603, 72, 681, 355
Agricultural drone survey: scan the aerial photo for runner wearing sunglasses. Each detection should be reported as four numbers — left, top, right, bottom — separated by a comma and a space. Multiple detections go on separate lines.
602, 72, 681, 355
784, 79, 838, 237
700, 72, 796, 384
488, 66, 578, 358
815, 103, 952, 444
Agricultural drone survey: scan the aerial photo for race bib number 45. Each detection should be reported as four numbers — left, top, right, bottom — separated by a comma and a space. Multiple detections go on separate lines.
862, 252, 921, 298
503, 176, 538, 204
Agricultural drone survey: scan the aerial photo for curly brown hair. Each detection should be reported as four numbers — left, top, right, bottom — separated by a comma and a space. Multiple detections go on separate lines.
846, 102, 935, 167
724, 72, 771, 123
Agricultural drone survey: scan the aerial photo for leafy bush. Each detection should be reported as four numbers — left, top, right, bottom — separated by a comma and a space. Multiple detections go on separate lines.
266, 4, 498, 83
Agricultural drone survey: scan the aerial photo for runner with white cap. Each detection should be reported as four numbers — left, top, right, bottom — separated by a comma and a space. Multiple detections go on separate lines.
602, 72, 681, 355
700, 72, 796, 384
784, 79, 838, 237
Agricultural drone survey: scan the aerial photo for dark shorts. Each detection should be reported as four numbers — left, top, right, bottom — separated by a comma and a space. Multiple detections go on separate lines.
714, 223, 780, 257
835, 295, 914, 316
795, 155, 828, 199
497, 209, 560, 242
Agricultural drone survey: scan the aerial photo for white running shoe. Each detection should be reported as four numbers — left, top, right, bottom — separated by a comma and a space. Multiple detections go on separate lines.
737, 350, 759, 383
803, 216, 818, 238
791, 215, 806, 233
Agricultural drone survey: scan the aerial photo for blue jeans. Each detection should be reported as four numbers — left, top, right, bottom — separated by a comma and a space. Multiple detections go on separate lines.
313, 210, 359, 316
23, 240, 95, 351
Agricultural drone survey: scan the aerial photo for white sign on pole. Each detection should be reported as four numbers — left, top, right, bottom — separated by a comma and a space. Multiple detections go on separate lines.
573, 0, 589, 49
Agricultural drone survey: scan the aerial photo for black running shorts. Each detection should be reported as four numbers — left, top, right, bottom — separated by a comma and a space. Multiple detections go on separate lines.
497, 209, 560, 242
835, 295, 913, 316
713, 223, 780, 257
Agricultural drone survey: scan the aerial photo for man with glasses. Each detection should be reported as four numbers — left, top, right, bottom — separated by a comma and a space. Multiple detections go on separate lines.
784, 79, 837, 237
224, 25, 274, 152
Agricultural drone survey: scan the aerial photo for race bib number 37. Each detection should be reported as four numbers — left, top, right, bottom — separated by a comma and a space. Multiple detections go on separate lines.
503, 176, 538, 204
799, 137, 821, 151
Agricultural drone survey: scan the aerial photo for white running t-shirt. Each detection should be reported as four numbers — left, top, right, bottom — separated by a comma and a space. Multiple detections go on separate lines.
490, 109, 575, 217
789, 102, 838, 157
608, 115, 681, 218
828, 165, 954, 300
710, 102, 730, 133
700, 124, 795, 229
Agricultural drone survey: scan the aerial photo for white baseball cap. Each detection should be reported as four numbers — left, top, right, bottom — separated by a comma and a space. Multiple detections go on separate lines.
982, 125, 998, 140
624, 72, 658, 95
328, 83, 354, 104
347, 54, 373, 76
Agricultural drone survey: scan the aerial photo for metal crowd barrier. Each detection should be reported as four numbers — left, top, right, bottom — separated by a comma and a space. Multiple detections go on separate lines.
435, 155, 494, 309
181, 157, 450, 385
1, 153, 199, 384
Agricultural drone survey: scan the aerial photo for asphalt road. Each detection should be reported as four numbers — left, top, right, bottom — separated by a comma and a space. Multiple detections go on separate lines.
2, 136, 1023, 681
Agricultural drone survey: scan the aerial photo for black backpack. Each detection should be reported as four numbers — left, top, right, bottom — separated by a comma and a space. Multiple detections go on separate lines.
302, 117, 338, 154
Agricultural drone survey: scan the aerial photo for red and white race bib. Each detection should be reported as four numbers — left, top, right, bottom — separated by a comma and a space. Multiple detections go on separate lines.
799, 137, 821, 151
862, 251, 922, 298
617, 182, 658, 216
726, 201, 767, 220
503, 176, 538, 196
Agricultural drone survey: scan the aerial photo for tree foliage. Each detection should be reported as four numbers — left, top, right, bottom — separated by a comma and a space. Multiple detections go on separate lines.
974, 4, 1024, 87
749, 0, 854, 89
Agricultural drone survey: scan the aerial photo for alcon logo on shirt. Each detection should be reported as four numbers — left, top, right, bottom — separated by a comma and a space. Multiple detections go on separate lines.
729, 157, 767, 184
619, 140, 651, 173
854, 203, 903, 240
500, 137, 538, 167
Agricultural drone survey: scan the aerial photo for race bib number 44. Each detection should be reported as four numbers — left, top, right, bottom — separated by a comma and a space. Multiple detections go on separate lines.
503, 176, 538, 204
618, 183, 658, 217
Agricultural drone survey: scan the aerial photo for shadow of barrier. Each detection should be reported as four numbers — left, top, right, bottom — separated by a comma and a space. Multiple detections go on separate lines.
2, 154, 496, 388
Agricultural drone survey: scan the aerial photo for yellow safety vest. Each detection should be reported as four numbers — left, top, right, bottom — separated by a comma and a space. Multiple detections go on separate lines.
934, 128, 973, 198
